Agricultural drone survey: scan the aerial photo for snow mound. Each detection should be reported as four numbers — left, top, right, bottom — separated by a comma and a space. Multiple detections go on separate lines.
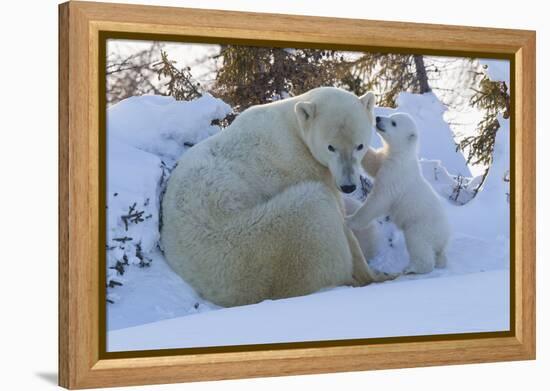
106, 95, 229, 308
108, 94, 232, 164
107, 250, 217, 331
419, 158, 475, 205
107, 139, 163, 252
446, 114, 510, 239
373, 92, 471, 176
108, 270, 509, 351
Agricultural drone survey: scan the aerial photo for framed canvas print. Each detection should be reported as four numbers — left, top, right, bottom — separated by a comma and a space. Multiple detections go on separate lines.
58, 1, 536, 389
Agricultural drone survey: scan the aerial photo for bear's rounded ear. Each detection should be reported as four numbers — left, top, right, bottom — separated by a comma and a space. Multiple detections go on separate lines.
359, 91, 376, 113
295, 101, 316, 128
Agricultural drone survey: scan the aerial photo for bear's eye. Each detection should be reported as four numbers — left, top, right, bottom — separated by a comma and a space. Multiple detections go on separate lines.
328, 145, 335, 152
391, 120, 397, 127
357, 144, 364, 151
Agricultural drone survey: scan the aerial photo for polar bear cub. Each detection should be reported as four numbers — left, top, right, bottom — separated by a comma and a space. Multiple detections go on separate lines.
347, 113, 450, 274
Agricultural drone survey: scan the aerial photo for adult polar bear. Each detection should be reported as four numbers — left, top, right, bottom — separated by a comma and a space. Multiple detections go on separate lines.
162, 87, 389, 307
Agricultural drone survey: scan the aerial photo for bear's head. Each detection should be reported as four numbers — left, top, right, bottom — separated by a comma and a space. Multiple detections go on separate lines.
375, 112, 418, 154
294, 88, 376, 194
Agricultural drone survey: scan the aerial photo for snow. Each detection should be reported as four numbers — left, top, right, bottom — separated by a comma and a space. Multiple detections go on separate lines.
107, 250, 217, 331
446, 115, 510, 240
373, 92, 472, 177
105, 94, 231, 308
419, 159, 474, 204
424, 56, 510, 177
108, 94, 232, 165
105, 88, 510, 352
107, 139, 162, 252
106, 139, 164, 302
109, 270, 508, 351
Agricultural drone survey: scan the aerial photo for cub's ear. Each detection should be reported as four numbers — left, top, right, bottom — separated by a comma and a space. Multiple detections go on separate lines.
295, 101, 316, 129
359, 91, 376, 113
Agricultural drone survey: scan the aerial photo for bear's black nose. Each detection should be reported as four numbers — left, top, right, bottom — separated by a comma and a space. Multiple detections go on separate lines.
375, 116, 381, 123
340, 185, 356, 194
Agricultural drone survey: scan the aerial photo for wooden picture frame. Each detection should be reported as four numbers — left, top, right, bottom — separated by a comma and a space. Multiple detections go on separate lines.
59, 1, 536, 389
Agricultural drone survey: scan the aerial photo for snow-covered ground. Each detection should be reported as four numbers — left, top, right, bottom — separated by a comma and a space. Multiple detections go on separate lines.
105, 62, 510, 352
109, 270, 508, 351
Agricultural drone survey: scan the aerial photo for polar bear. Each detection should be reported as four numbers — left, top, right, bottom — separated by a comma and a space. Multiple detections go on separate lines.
161, 87, 393, 307
347, 113, 450, 274
343, 196, 381, 261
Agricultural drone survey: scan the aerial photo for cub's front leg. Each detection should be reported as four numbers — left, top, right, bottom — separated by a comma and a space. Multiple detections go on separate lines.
345, 190, 390, 232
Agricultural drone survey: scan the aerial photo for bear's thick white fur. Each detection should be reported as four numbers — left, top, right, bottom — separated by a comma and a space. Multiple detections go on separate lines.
161, 87, 391, 307
344, 196, 381, 261
348, 113, 451, 274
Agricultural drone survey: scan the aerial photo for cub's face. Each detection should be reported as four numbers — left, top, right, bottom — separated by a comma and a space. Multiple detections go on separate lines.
375, 113, 418, 151
295, 91, 375, 194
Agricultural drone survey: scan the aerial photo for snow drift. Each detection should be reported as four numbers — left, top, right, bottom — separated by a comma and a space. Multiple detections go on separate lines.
373, 92, 472, 177
108, 94, 232, 165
